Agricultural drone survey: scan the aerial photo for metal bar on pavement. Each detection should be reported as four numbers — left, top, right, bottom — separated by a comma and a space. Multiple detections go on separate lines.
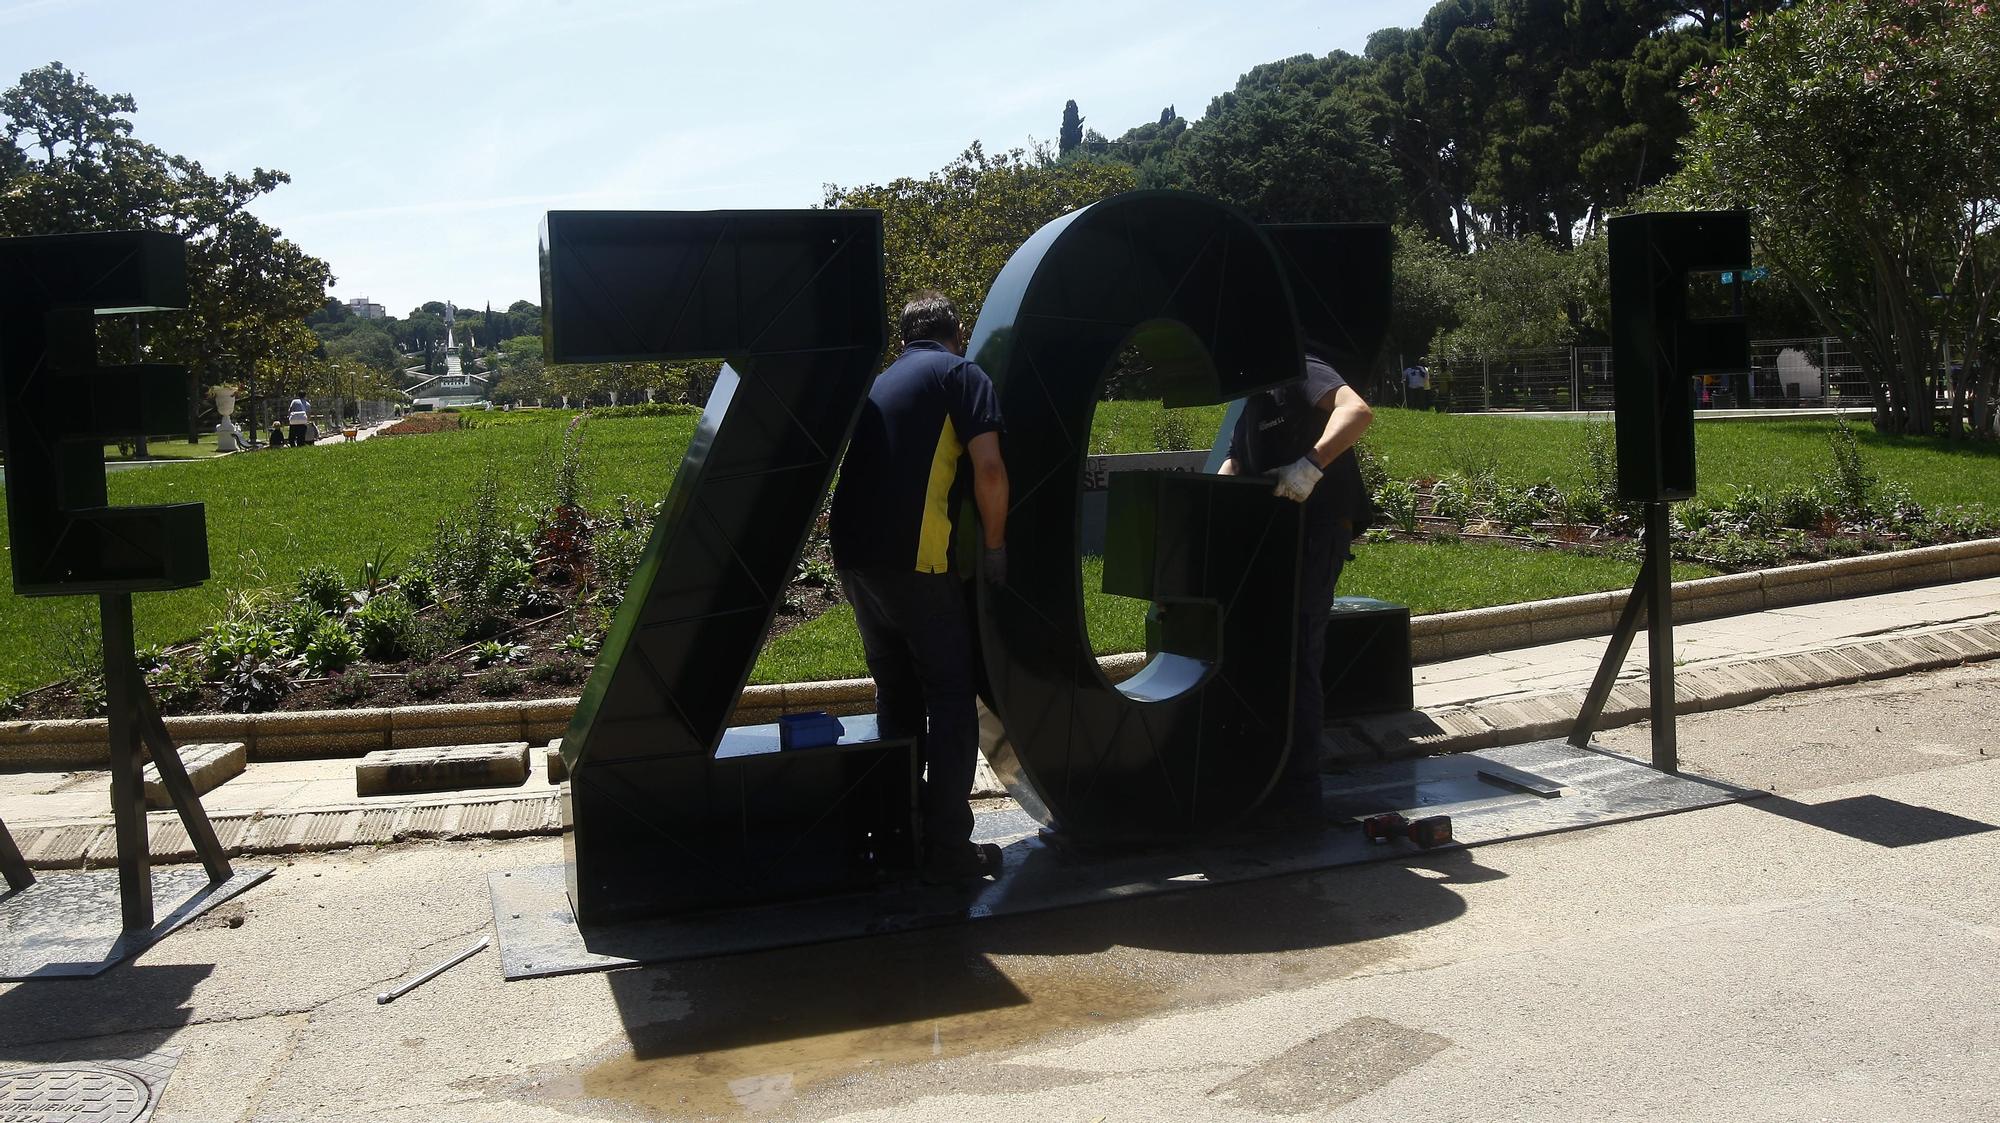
377, 936, 491, 1004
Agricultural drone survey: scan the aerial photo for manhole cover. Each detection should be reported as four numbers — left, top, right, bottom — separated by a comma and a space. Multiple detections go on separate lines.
0, 1065, 153, 1122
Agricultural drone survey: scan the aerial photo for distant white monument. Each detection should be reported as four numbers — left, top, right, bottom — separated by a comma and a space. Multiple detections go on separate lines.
208, 383, 243, 452
1775, 347, 1824, 401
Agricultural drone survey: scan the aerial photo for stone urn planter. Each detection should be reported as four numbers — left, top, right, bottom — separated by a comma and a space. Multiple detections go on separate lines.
207, 383, 245, 452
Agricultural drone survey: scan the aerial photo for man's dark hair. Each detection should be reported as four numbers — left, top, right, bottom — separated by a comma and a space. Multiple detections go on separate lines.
900, 290, 959, 345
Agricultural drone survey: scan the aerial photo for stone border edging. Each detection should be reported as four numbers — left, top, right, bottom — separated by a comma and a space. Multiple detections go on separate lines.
1413, 537, 2000, 662
1330, 615, 2000, 762
4, 538, 1996, 770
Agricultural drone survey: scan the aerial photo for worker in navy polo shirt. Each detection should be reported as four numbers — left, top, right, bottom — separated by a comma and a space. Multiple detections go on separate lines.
1218, 341, 1374, 821
830, 290, 1010, 883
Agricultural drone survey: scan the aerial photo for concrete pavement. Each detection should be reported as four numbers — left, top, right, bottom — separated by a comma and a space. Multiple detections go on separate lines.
0, 660, 1992, 1121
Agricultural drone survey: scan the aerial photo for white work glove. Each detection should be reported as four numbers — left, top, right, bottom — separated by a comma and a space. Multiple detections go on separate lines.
1270, 456, 1323, 503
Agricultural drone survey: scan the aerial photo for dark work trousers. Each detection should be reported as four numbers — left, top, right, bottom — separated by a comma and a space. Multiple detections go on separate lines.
838, 567, 978, 853
1287, 515, 1354, 787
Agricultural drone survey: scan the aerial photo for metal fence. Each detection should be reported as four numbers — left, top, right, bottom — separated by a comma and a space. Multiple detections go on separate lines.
1427, 337, 1877, 413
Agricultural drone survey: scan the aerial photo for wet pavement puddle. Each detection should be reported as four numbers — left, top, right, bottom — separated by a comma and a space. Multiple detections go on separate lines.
515, 860, 1491, 1120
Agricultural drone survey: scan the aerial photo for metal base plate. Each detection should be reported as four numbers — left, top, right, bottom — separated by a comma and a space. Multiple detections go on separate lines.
490, 741, 1756, 979
0, 867, 272, 980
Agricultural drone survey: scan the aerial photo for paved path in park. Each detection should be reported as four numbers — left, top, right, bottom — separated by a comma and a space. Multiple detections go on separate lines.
0, 658, 1992, 1121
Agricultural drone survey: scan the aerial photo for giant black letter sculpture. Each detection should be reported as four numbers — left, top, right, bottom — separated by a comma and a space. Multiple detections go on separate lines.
965, 192, 1316, 841
0, 231, 233, 927
542, 211, 916, 925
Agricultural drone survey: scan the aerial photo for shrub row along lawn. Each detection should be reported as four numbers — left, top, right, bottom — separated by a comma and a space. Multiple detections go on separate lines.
1090, 402, 2000, 512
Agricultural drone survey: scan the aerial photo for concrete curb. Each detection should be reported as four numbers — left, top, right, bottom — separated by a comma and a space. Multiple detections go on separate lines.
1328, 615, 2000, 764
4, 539, 1996, 770
8, 614, 1998, 869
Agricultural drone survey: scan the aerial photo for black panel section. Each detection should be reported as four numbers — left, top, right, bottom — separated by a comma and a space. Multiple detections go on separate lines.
563, 722, 919, 925
966, 191, 1307, 842
0, 232, 209, 595
1608, 212, 1751, 502
1320, 596, 1414, 718
540, 210, 901, 924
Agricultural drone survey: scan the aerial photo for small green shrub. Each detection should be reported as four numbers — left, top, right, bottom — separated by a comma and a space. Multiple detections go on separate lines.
404, 664, 460, 699
1492, 483, 1559, 531
302, 617, 362, 677
1581, 420, 1618, 503
294, 563, 349, 612
397, 565, 439, 609
1428, 475, 1474, 529
272, 601, 325, 658
1558, 484, 1608, 526
471, 640, 526, 669
219, 657, 289, 713
1774, 486, 1830, 532
1374, 479, 1421, 532
1822, 419, 1877, 514
1674, 500, 1715, 535
476, 667, 524, 697
558, 630, 600, 657
199, 616, 280, 677
72, 672, 108, 717
330, 667, 376, 702
527, 656, 588, 685
591, 524, 650, 607
146, 656, 205, 714
354, 590, 417, 663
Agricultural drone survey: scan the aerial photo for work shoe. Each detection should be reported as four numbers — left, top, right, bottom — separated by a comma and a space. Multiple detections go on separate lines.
920, 842, 1004, 885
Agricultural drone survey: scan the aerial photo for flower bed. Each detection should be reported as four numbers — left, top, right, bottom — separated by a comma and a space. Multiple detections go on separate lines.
377, 413, 462, 436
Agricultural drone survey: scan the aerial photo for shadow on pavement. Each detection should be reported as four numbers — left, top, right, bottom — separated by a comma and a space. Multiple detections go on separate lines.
1750, 793, 1997, 848
604, 849, 1503, 1066
0, 962, 213, 1059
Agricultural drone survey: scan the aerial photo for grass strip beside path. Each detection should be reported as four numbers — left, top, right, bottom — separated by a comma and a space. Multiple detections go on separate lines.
1089, 403, 2000, 512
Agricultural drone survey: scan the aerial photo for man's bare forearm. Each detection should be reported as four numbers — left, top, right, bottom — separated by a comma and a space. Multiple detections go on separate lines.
974, 462, 1008, 548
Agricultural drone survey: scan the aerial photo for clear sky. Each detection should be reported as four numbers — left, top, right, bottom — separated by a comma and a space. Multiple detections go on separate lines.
4, 0, 1435, 318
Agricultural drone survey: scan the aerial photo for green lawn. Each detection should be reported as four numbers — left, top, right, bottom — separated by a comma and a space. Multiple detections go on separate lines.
0, 412, 698, 692
1088, 402, 2000, 512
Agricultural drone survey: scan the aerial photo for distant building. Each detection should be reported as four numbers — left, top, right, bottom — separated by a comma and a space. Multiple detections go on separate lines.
345, 296, 387, 320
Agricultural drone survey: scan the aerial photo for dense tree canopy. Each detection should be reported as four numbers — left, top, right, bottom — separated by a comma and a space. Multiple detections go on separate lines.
1661, 0, 2000, 438
823, 142, 1136, 357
